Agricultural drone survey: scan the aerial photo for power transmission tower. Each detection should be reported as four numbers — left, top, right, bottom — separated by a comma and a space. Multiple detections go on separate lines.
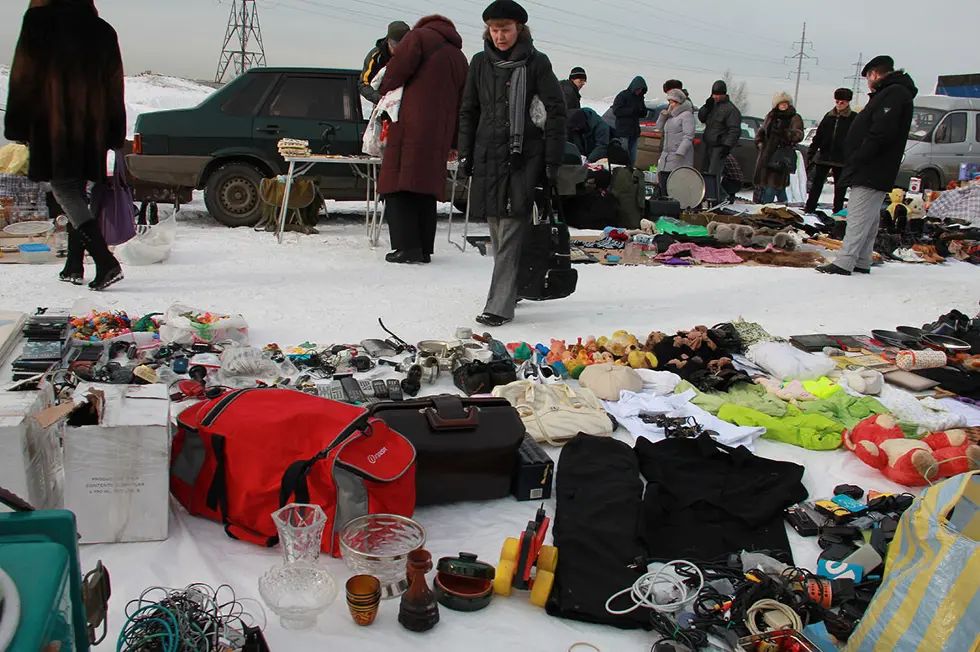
784, 22, 817, 103
215, 0, 267, 84
844, 52, 865, 99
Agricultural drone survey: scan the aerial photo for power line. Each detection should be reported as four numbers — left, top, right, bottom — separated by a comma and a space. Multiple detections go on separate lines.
844, 52, 864, 99
215, 0, 267, 83
784, 21, 817, 103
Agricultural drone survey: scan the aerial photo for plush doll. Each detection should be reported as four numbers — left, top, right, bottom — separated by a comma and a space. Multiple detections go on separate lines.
714, 223, 798, 251
843, 414, 980, 486
905, 194, 926, 236
546, 339, 568, 365
626, 348, 659, 369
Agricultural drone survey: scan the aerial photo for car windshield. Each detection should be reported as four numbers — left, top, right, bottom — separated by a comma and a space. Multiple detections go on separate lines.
908, 108, 945, 141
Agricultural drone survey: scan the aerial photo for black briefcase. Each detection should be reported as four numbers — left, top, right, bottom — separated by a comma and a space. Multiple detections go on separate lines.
368, 394, 526, 506
518, 186, 578, 301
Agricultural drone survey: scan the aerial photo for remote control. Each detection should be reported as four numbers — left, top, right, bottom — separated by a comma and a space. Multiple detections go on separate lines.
386, 379, 403, 401
340, 376, 368, 403
372, 380, 389, 400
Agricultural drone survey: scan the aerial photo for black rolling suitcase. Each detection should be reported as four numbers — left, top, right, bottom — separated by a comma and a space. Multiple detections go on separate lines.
517, 187, 578, 301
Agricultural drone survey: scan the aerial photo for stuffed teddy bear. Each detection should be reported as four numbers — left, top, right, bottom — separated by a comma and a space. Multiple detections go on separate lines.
843, 414, 980, 486
905, 194, 926, 236
881, 187, 909, 233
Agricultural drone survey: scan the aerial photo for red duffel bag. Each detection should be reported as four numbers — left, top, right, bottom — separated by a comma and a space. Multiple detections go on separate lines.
171, 387, 416, 556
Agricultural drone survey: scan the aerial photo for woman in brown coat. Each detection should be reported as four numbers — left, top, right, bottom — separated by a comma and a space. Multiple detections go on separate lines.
754, 91, 805, 204
377, 15, 468, 264
5, 0, 126, 289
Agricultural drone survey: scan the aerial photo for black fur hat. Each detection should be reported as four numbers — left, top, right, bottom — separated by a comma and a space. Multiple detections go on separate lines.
482, 0, 528, 23
834, 88, 853, 102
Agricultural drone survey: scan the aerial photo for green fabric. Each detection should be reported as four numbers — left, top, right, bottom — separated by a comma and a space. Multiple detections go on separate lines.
802, 377, 842, 399
797, 391, 889, 430
717, 403, 845, 450
655, 217, 709, 237
681, 381, 789, 417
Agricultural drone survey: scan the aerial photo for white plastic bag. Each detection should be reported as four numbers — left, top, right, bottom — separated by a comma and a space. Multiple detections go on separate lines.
746, 341, 836, 381
158, 304, 249, 346
116, 210, 177, 265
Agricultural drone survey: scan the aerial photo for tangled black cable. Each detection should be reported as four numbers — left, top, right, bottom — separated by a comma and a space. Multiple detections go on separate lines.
649, 611, 708, 651
116, 583, 265, 652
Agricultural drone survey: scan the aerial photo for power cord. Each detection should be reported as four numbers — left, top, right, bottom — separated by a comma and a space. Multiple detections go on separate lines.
605, 560, 704, 616
745, 598, 803, 635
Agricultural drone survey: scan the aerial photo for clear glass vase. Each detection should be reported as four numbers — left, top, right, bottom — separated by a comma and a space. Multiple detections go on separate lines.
272, 503, 327, 565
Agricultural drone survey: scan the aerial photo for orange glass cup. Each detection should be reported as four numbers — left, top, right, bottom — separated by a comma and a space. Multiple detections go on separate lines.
346, 575, 382, 626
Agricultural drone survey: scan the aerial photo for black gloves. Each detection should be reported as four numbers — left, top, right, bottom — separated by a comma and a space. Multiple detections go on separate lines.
459, 157, 473, 178
546, 164, 560, 183
509, 151, 525, 169
718, 146, 731, 158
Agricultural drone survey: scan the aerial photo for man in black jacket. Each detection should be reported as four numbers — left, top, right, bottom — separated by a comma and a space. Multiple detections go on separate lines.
805, 88, 856, 214
358, 20, 410, 104
698, 80, 742, 178
567, 108, 611, 162
611, 76, 647, 164
559, 67, 586, 111
818, 56, 917, 276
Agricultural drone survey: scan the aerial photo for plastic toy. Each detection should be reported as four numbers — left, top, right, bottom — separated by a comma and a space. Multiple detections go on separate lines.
493, 505, 558, 608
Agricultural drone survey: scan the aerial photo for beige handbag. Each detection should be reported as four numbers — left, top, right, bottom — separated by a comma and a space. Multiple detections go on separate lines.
492, 380, 614, 446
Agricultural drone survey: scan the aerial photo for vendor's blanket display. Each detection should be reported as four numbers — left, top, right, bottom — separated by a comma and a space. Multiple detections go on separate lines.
846, 472, 979, 652
171, 388, 417, 556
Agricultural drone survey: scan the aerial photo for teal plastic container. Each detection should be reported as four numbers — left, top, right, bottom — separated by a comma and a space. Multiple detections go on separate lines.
0, 543, 74, 651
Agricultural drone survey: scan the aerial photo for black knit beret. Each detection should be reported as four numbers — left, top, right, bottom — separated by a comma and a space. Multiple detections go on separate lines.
482, 0, 529, 23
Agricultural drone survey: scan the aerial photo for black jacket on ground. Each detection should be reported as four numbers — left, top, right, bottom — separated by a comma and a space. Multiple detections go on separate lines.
546, 435, 650, 629
358, 36, 393, 104
5, 0, 126, 183
559, 79, 581, 111
611, 76, 648, 139
809, 107, 856, 168
567, 108, 611, 162
698, 95, 742, 151
458, 35, 566, 220
636, 434, 808, 564
840, 71, 918, 192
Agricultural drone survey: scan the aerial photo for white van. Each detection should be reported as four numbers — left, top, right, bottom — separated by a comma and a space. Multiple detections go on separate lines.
897, 95, 980, 189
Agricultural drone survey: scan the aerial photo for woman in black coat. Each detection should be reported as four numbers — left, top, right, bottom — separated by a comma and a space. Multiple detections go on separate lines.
5, 0, 125, 290
458, 0, 566, 327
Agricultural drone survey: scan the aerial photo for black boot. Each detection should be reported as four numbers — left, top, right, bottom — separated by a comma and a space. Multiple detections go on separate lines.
76, 220, 123, 291
59, 223, 85, 285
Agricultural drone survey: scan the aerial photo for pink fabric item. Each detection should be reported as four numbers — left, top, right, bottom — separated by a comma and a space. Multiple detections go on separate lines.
654, 243, 744, 264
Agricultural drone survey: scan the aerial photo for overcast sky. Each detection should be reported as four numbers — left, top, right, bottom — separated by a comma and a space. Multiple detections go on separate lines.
2, 0, 977, 120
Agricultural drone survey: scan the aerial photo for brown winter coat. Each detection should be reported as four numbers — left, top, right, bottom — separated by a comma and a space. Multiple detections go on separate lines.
753, 107, 804, 190
4, 0, 126, 182
378, 15, 468, 200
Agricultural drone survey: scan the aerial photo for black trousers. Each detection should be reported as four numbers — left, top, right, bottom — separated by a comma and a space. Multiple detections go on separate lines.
385, 191, 437, 254
805, 164, 848, 214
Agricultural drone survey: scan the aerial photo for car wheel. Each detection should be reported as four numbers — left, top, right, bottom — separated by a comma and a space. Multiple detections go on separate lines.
918, 169, 941, 192
204, 162, 265, 227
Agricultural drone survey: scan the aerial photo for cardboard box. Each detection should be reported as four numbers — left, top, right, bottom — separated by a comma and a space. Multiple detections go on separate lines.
0, 388, 62, 509
36, 383, 171, 543
636, 134, 663, 171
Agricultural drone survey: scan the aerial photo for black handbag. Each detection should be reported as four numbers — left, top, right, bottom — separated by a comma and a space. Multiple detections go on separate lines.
767, 146, 798, 174
368, 395, 526, 506
518, 187, 578, 302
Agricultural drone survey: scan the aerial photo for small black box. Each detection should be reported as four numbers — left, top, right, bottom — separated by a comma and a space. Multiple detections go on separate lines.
512, 436, 554, 501
645, 199, 681, 219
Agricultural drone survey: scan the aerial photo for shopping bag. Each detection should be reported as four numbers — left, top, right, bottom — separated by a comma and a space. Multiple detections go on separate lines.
845, 471, 979, 652
90, 149, 136, 246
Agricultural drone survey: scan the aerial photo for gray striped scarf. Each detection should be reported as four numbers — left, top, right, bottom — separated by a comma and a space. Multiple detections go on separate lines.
492, 57, 529, 155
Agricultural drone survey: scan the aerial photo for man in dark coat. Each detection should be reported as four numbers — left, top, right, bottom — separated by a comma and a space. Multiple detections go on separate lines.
804, 88, 857, 214
610, 76, 647, 164
698, 79, 742, 178
819, 56, 918, 276
378, 16, 468, 264
359, 20, 411, 104
5, 0, 125, 290
559, 67, 587, 111
459, 0, 566, 327
567, 108, 611, 163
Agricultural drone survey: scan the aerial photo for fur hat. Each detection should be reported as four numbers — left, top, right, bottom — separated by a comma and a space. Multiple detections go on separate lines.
482, 0, 529, 23
578, 363, 643, 401
772, 91, 793, 108
834, 87, 854, 102
711, 80, 727, 95
569, 66, 587, 81
666, 89, 686, 104
663, 79, 683, 93
386, 21, 410, 42
707, 222, 736, 245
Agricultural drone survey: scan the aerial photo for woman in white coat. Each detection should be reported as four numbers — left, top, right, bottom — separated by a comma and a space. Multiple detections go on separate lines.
655, 88, 695, 189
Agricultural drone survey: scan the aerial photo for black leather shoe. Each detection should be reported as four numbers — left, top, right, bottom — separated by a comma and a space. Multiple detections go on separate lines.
475, 313, 512, 327
421, 253, 431, 264
385, 249, 424, 264
854, 267, 871, 274
816, 263, 852, 276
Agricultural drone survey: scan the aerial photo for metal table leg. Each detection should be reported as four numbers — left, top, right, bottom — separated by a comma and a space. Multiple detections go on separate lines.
276, 161, 297, 244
